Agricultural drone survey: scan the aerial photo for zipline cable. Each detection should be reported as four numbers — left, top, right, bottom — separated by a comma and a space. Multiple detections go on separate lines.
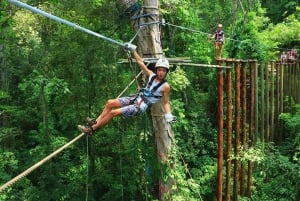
165, 21, 299, 51
0, 133, 85, 193
8, 0, 126, 48
164, 22, 250, 44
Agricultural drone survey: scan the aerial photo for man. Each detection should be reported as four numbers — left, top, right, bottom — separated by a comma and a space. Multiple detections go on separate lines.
212, 24, 225, 59
78, 44, 176, 135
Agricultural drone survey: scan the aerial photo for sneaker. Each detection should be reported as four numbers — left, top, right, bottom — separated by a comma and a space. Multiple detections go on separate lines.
78, 125, 93, 135
86, 117, 97, 126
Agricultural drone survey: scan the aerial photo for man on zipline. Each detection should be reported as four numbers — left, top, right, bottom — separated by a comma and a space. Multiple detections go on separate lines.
78, 43, 176, 135
210, 23, 225, 59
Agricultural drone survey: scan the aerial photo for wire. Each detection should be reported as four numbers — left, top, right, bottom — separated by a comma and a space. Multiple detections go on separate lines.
164, 22, 250, 44
85, 136, 89, 201
118, 119, 124, 201
164, 20, 299, 51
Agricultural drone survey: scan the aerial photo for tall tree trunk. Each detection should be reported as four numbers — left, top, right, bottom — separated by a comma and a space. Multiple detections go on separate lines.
120, 0, 174, 200
0, 44, 7, 91
40, 81, 49, 137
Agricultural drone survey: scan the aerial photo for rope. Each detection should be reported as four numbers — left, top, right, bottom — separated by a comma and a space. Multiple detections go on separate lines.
0, 133, 85, 193
117, 71, 143, 98
126, 52, 140, 89
85, 136, 89, 201
8, 0, 125, 48
118, 120, 124, 201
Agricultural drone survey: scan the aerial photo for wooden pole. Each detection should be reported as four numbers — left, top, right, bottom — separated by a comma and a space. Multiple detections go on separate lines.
280, 64, 284, 114
295, 62, 300, 103
265, 62, 270, 142
275, 62, 280, 142
278, 63, 284, 143
233, 61, 241, 201
292, 63, 296, 101
255, 61, 259, 142
240, 60, 247, 196
260, 63, 265, 142
288, 63, 292, 105
225, 59, 233, 201
247, 60, 256, 198
270, 61, 275, 141
217, 58, 224, 201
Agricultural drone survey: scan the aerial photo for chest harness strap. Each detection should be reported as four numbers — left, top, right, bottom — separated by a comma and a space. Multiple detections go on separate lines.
143, 75, 167, 98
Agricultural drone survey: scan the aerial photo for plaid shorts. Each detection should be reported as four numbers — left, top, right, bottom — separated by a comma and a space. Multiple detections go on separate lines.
118, 95, 148, 118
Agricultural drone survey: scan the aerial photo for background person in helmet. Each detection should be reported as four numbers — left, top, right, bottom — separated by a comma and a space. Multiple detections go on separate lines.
78, 46, 176, 135
210, 23, 225, 58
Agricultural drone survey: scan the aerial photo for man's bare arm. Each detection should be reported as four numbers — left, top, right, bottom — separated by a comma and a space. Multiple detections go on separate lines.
132, 51, 153, 77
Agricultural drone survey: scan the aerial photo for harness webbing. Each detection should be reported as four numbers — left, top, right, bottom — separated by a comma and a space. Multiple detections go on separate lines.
146, 75, 167, 94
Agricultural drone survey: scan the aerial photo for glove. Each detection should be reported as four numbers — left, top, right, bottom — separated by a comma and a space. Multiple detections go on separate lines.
124, 42, 137, 52
165, 113, 177, 124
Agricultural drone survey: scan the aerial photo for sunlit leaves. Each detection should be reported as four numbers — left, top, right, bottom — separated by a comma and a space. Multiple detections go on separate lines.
167, 67, 190, 92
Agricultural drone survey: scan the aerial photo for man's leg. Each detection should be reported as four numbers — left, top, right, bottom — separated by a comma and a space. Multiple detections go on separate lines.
95, 99, 122, 123
92, 108, 122, 130
219, 43, 223, 58
215, 41, 221, 59
214, 41, 219, 58
78, 99, 122, 135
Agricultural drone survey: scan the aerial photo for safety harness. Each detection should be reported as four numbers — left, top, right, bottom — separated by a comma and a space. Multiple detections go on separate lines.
130, 75, 167, 106
215, 30, 224, 43
142, 75, 166, 97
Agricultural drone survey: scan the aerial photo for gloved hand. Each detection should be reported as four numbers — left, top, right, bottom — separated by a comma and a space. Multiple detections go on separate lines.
165, 113, 177, 124
124, 42, 137, 52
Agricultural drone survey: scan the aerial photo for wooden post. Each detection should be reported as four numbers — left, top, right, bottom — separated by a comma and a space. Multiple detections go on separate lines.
0, 44, 6, 91
233, 61, 241, 201
217, 58, 224, 201
120, 1, 175, 200
240, 60, 247, 196
255, 61, 259, 142
247, 60, 256, 198
265, 62, 270, 141
225, 59, 233, 201
292, 63, 296, 101
260, 63, 265, 142
278, 63, 284, 143
288, 63, 292, 104
275, 62, 280, 142
280, 64, 284, 114
295, 61, 300, 103
270, 61, 275, 141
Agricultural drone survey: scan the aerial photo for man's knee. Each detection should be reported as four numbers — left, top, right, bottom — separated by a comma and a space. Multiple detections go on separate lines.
110, 109, 122, 117
106, 99, 119, 108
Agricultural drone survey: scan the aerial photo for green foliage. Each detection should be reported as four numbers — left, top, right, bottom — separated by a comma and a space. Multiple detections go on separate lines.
251, 143, 299, 201
262, 0, 298, 24
0, 152, 18, 182
230, 144, 265, 164
167, 67, 190, 92
1, 0, 300, 200
279, 104, 300, 169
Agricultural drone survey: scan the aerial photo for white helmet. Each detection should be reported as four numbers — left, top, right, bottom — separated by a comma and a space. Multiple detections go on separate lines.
155, 58, 169, 70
